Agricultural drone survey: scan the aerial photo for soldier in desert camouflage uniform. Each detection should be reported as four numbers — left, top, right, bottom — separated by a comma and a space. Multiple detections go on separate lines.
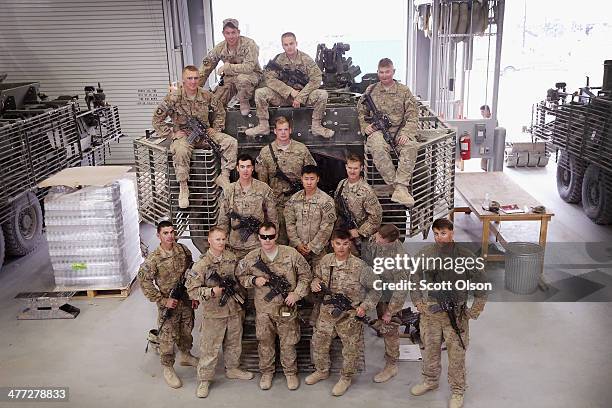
199, 18, 262, 116
409, 218, 488, 408
153, 65, 237, 207
358, 58, 420, 207
256, 116, 316, 244
305, 229, 381, 396
245, 32, 334, 138
236, 222, 312, 391
361, 224, 409, 383
138, 221, 199, 389
217, 154, 278, 260
185, 226, 253, 398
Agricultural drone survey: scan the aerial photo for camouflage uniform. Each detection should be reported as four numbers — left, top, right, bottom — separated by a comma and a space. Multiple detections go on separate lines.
152, 86, 238, 182
138, 243, 194, 367
185, 249, 244, 381
311, 253, 381, 377
256, 140, 316, 244
362, 239, 409, 364
358, 81, 420, 188
334, 178, 383, 239
409, 243, 488, 396
236, 246, 312, 375
217, 179, 278, 260
284, 188, 336, 267
199, 36, 263, 107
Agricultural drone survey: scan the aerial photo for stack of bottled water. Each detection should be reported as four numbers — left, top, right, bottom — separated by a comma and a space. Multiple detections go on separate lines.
45, 178, 142, 288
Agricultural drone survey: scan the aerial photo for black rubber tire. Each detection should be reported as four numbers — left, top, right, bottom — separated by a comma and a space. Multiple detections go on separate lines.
556, 150, 584, 204
581, 165, 612, 225
2, 192, 44, 256
0, 229, 5, 271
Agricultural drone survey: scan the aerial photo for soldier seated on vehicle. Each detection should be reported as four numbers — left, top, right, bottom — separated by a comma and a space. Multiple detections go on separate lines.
245, 32, 334, 139
358, 58, 420, 207
152, 65, 238, 208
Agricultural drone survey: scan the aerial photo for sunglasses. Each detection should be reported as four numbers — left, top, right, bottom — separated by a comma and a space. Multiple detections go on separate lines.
259, 233, 276, 240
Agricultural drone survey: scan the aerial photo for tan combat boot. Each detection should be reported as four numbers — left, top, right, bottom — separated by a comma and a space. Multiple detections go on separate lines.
305, 370, 329, 385
196, 381, 210, 398
245, 120, 270, 137
331, 375, 352, 396
163, 366, 182, 389
391, 184, 415, 207
179, 351, 199, 367
286, 374, 300, 390
215, 170, 231, 192
373, 363, 398, 383
225, 368, 254, 380
178, 181, 190, 209
311, 115, 335, 139
449, 394, 464, 408
259, 372, 273, 390
410, 382, 439, 396
239, 98, 251, 116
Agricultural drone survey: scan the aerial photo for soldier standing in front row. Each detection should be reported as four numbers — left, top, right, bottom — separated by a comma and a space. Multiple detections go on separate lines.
245, 32, 334, 138
409, 218, 488, 408
185, 226, 253, 398
361, 224, 409, 383
236, 222, 312, 391
152, 65, 238, 207
217, 154, 278, 260
138, 221, 199, 389
306, 229, 381, 396
256, 116, 316, 244
358, 58, 420, 207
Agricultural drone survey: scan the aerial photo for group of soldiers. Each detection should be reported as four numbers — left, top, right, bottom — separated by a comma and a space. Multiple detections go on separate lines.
142, 17, 488, 408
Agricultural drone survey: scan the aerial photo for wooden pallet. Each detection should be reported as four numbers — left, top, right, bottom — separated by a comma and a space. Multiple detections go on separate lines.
54, 274, 138, 300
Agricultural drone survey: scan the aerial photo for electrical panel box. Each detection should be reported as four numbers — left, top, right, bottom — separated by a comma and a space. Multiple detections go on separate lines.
475, 123, 486, 144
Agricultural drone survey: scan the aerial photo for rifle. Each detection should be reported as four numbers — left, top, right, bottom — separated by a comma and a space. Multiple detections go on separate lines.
208, 270, 245, 307
265, 59, 309, 89
181, 117, 227, 162
396, 307, 421, 344
318, 282, 380, 332
361, 92, 399, 157
334, 181, 362, 253
252, 257, 293, 302
268, 144, 302, 196
430, 273, 466, 349
145, 273, 188, 353
229, 211, 261, 242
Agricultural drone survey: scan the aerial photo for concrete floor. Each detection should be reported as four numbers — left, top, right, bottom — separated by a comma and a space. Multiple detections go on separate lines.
1, 162, 611, 408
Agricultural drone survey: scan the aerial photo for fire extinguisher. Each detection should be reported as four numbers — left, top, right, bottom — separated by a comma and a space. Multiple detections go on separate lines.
460, 132, 471, 160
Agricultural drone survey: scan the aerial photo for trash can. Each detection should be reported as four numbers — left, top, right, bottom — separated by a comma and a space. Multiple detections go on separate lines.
504, 242, 544, 294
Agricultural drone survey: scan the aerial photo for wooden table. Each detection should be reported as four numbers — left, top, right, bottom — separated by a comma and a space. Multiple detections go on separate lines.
452, 172, 554, 261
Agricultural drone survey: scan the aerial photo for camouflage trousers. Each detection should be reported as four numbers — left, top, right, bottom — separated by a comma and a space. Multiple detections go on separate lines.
376, 302, 400, 364
229, 241, 260, 262
255, 310, 300, 375
170, 133, 238, 182
253, 87, 329, 120
312, 308, 363, 377
157, 301, 195, 367
275, 203, 288, 245
420, 311, 470, 395
365, 130, 418, 187
197, 313, 244, 381
213, 72, 260, 107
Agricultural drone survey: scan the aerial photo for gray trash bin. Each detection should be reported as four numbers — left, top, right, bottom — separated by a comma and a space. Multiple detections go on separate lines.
504, 242, 544, 294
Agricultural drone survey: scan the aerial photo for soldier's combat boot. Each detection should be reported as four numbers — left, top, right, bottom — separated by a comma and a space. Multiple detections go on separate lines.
215, 170, 231, 192
179, 352, 199, 367
286, 374, 300, 390
178, 181, 190, 209
449, 394, 464, 408
305, 370, 329, 385
410, 382, 439, 396
239, 98, 251, 116
373, 363, 398, 383
331, 376, 352, 396
225, 368, 254, 380
245, 120, 270, 138
391, 184, 415, 207
196, 381, 210, 398
259, 372, 273, 390
311, 115, 335, 139
163, 366, 182, 389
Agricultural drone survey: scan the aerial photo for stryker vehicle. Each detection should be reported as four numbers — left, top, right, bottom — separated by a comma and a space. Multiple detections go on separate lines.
134, 43, 456, 253
0, 78, 123, 271
530, 60, 612, 224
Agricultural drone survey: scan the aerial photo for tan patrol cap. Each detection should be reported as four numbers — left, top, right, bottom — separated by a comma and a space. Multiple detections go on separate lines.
222, 18, 239, 30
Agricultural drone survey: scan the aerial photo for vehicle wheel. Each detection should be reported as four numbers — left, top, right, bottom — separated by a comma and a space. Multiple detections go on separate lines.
581, 165, 612, 225
556, 150, 584, 203
2, 192, 44, 256
0, 229, 5, 271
